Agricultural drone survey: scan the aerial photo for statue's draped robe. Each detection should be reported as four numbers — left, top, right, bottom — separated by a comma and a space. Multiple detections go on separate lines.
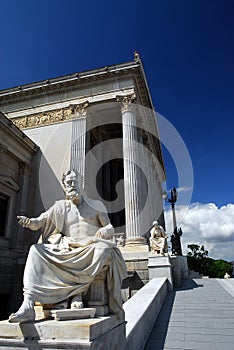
23, 200, 127, 314
150, 227, 167, 253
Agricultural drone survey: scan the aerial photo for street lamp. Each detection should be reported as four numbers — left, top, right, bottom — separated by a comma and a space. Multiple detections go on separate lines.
167, 187, 178, 232
163, 186, 183, 256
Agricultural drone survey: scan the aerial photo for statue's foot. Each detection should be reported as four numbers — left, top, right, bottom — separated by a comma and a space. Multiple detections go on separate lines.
53, 300, 69, 310
71, 294, 83, 309
9, 307, 35, 323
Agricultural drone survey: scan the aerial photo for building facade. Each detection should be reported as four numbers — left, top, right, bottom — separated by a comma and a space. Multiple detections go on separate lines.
0, 55, 166, 314
0, 111, 37, 318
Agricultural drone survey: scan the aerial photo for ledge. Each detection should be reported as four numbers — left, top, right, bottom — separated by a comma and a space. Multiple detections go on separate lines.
123, 277, 168, 350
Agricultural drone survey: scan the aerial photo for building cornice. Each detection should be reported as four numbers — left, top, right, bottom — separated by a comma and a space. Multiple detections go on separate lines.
0, 61, 152, 111
0, 57, 165, 176
0, 112, 38, 154
7, 88, 136, 130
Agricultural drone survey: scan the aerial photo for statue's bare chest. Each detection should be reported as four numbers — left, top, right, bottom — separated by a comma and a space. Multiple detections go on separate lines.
65, 203, 99, 226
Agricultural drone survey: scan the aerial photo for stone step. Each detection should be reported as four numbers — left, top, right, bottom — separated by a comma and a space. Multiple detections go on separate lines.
145, 278, 234, 349
0, 311, 126, 349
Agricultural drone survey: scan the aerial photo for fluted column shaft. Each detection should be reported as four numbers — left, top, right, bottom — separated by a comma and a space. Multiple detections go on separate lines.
120, 94, 145, 243
70, 102, 88, 188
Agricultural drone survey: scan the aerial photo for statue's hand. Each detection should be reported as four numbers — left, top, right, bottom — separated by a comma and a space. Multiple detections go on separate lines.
17, 216, 31, 228
95, 227, 111, 240
17, 216, 39, 230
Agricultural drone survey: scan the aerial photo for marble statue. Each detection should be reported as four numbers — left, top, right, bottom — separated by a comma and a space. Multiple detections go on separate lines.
149, 221, 168, 255
9, 170, 127, 323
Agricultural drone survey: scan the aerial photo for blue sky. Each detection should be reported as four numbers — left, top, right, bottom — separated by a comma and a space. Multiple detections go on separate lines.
1, 0, 234, 259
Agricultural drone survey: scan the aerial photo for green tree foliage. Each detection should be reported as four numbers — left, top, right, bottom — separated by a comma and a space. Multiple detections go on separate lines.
187, 244, 208, 259
187, 244, 232, 278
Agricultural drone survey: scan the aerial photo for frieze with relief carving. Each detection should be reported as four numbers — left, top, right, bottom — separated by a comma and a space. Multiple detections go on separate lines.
11, 104, 88, 130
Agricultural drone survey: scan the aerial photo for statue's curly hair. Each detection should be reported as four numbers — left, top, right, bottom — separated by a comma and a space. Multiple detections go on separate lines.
61, 169, 79, 186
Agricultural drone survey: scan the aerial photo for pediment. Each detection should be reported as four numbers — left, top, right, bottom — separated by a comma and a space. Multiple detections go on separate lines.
0, 176, 20, 191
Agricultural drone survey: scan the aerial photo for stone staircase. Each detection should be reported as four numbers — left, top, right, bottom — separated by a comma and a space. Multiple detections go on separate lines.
145, 278, 234, 349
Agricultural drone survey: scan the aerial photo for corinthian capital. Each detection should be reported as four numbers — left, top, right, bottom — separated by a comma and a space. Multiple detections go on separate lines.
70, 101, 89, 118
117, 93, 136, 113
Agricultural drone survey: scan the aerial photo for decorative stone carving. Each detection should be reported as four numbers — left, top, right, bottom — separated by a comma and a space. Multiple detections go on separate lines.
117, 93, 136, 113
12, 107, 72, 130
70, 101, 89, 118
134, 51, 140, 63
114, 233, 126, 247
12, 102, 90, 130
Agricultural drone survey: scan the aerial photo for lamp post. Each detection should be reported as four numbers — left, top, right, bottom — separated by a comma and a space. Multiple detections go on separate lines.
167, 187, 178, 233
163, 187, 183, 256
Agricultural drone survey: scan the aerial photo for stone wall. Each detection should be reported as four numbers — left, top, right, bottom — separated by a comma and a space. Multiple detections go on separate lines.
0, 112, 37, 319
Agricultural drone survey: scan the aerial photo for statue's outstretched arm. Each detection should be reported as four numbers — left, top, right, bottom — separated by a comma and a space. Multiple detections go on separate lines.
17, 212, 48, 231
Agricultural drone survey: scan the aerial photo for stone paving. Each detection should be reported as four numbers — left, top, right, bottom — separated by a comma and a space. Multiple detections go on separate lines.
145, 278, 234, 350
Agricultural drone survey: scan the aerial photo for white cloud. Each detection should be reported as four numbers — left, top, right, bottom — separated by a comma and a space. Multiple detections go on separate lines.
164, 203, 234, 261
177, 186, 193, 193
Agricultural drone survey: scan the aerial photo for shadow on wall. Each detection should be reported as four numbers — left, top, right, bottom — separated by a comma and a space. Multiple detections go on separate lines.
33, 150, 65, 215
24, 150, 64, 248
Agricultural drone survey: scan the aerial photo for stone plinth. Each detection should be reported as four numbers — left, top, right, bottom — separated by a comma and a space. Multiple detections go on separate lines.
170, 255, 189, 287
50, 308, 96, 320
148, 255, 173, 290
0, 311, 126, 350
120, 245, 149, 296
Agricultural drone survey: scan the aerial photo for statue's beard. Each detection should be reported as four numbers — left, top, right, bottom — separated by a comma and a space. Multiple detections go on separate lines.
66, 190, 82, 204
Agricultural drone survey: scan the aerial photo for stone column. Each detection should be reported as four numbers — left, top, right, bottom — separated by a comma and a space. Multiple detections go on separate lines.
70, 102, 89, 188
141, 134, 151, 234
118, 94, 146, 245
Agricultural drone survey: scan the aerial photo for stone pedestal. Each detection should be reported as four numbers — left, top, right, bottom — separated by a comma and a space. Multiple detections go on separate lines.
170, 255, 189, 287
120, 245, 149, 296
148, 255, 173, 291
0, 311, 126, 350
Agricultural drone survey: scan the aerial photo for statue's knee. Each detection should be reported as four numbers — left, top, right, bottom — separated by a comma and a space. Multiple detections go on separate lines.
95, 241, 111, 253
28, 244, 36, 254
28, 243, 42, 257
